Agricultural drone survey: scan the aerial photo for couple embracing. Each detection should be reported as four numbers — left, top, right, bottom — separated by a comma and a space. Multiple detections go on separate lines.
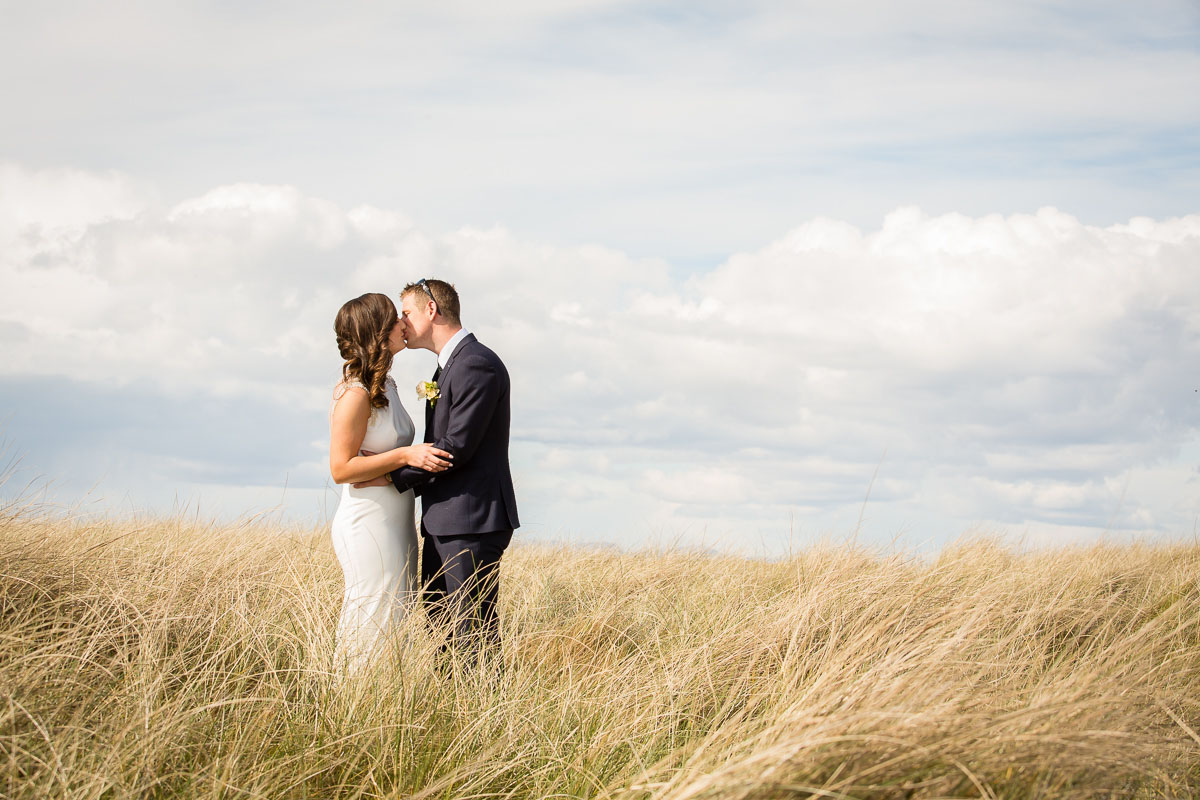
328, 279, 519, 671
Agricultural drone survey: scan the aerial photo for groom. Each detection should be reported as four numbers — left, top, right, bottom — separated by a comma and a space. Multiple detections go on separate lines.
388, 278, 519, 658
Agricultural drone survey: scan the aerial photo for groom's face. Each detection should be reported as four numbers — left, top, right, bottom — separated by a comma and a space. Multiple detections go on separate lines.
400, 291, 435, 350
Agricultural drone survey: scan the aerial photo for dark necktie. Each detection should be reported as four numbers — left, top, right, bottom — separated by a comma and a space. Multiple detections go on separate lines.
424, 365, 440, 439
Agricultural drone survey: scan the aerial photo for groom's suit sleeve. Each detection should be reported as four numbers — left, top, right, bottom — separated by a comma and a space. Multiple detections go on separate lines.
389, 352, 503, 493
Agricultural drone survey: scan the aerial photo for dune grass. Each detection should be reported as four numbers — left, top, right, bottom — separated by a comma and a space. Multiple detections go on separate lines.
1, 505, 1198, 799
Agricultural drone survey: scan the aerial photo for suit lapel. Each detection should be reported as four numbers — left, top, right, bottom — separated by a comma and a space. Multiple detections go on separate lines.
426, 334, 476, 440
439, 333, 475, 377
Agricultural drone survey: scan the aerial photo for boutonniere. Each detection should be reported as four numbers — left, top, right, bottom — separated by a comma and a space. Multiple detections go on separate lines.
416, 380, 441, 407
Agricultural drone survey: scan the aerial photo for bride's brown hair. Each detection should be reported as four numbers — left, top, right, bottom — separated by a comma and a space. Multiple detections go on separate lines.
334, 293, 398, 409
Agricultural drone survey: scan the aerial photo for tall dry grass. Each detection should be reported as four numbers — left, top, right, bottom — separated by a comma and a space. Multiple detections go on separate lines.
1, 505, 1198, 799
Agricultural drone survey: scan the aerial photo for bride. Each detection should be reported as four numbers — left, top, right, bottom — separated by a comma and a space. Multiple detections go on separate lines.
328, 292, 452, 669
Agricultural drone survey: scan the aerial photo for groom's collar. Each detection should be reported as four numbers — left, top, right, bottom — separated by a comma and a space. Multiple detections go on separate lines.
437, 327, 471, 369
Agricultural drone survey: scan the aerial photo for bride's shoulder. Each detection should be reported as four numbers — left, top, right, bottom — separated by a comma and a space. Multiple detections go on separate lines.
332, 378, 367, 402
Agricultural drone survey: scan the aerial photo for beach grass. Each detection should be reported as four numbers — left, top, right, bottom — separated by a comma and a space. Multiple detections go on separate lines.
2, 505, 1198, 799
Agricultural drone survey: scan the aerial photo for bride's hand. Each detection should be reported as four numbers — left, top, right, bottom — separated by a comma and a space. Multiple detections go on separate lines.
406, 443, 453, 472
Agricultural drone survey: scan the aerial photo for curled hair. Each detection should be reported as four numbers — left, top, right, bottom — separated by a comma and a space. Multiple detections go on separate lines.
334, 293, 398, 409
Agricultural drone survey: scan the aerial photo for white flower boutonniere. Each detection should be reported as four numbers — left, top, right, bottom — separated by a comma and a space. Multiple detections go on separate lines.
416, 380, 441, 407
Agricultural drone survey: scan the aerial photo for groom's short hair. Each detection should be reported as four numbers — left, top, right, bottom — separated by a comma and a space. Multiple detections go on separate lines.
402, 279, 461, 325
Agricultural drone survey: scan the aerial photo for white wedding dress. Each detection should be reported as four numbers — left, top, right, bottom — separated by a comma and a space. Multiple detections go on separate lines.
329, 377, 418, 669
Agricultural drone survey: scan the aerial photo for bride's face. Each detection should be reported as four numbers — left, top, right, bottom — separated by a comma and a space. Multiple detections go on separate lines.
387, 315, 406, 353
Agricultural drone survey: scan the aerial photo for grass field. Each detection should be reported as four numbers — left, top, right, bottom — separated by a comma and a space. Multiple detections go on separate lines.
2, 505, 1198, 799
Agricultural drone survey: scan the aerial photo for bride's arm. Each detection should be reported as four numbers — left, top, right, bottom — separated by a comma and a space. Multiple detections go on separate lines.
329, 387, 452, 484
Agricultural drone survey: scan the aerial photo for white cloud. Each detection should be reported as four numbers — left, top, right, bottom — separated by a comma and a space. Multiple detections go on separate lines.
2, 163, 1198, 551
1, 3, 1196, 263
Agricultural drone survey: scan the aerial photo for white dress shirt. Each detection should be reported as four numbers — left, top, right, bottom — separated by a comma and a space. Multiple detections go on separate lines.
438, 328, 471, 369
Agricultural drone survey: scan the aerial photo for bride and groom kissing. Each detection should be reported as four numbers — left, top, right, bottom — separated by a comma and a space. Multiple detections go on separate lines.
328, 279, 519, 671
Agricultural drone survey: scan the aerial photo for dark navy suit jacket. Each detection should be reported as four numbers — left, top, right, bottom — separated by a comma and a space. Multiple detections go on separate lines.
389, 333, 519, 537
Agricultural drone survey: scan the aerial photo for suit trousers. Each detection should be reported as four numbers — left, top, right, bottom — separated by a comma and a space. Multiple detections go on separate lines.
420, 528, 513, 656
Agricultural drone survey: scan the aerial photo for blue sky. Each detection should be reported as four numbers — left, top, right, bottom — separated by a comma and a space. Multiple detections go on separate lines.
1, 1, 1198, 552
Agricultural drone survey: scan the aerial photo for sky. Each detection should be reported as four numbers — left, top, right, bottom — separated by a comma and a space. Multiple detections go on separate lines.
1, 1, 1198, 554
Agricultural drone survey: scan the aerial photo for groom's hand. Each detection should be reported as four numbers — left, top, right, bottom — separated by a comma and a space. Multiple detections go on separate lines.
352, 475, 391, 488
352, 451, 392, 488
